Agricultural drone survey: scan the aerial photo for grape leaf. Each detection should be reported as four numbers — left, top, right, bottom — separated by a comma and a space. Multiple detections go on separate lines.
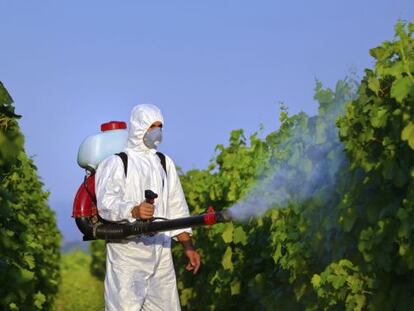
391, 76, 413, 103
222, 247, 233, 271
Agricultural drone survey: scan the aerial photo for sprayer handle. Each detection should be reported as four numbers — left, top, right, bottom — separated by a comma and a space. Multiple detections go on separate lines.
145, 190, 158, 205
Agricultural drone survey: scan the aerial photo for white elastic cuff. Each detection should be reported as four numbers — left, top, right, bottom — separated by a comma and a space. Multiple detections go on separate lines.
171, 228, 193, 241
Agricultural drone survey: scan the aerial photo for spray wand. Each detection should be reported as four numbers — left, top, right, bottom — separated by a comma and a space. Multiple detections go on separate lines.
73, 188, 232, 241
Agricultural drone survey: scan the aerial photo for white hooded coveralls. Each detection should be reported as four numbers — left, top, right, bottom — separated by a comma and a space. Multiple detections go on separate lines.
95, 104, 192, 311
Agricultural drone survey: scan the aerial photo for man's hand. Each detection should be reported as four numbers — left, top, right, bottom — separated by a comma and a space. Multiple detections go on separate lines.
131, 202, 154, 219
177, 232, 201, 274
184, 249, 201, 274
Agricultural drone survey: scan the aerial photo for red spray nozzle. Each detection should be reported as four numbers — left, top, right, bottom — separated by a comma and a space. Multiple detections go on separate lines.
204, 206, 216, 225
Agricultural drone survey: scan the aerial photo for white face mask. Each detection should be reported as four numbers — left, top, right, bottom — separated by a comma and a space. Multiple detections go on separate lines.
143, 127, 162, 149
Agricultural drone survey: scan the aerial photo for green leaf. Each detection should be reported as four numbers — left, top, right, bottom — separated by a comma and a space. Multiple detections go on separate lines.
391, 76, 413, 103
402, 122, 414, 140
222, 223, 234, 244
353, 294, 367, 311
222, 247, 233, 271
311, 274, 321, 288
24, 254, 36, 270
331, 275, 346, 289
408, 23, 414, 34
401, 123, 414, 150
399, 243, 409, 256
370, 107, 388, 128
272, 244, 282, 264
233, 226, 247, 245
20, 268, 35, 282
231, 280, 240, 295
341, 208, 357, 232
34, 291, 46, 309
180, 288, 193, 306
9, 303, 18, 311
368, 76, 380, 95
346, 275, 363, 292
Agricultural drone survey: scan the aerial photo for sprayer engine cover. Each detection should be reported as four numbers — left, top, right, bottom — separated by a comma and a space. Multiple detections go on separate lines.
72, 174, 97, 218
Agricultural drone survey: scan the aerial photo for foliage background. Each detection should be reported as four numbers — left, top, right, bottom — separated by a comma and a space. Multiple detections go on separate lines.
54, 250, 104, 311
0, 83, 61, 310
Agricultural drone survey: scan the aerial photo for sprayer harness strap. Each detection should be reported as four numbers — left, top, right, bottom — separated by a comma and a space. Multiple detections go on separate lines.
115, 152, 128, 177
115, 152, 167, 178
156, 152, 167, 176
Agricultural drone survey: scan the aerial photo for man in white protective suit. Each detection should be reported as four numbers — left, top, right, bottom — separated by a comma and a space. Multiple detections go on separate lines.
95, 104, 201, 311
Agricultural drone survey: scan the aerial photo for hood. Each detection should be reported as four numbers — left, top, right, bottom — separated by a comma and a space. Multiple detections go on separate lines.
126, 104, 164, 152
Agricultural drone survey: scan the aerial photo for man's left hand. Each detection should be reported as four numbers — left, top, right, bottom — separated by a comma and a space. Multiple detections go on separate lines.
184, 249, 201, 274
177, 232, 201, 274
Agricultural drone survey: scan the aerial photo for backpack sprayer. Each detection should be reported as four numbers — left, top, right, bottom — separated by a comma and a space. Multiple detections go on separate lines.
72, 121, 231, 241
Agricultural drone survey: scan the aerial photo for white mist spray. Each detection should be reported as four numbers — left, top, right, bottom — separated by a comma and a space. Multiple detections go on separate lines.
227, 80, 357, 222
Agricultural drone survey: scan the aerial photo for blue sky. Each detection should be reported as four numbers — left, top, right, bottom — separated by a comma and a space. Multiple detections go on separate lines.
1, 0, 413, 241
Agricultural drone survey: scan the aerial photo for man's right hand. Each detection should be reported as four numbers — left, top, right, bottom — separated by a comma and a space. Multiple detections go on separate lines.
131, 202, 154, 219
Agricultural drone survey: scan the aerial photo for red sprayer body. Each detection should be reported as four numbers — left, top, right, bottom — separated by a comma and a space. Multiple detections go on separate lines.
72, 174, 97, 218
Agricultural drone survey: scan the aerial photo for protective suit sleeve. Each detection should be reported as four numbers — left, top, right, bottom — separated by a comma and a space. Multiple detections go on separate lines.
165, 155, 193, 238
95, 155, 136, 223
